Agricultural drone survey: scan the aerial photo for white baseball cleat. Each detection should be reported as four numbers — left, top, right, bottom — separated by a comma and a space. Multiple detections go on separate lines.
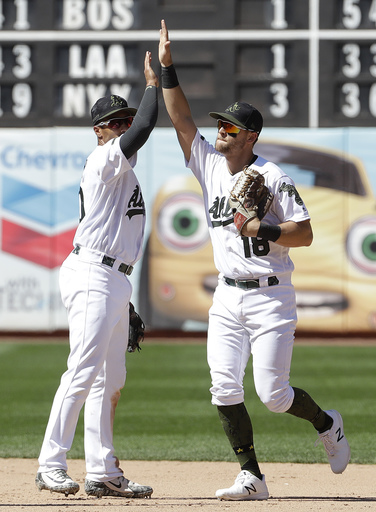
316, 409, 351, 474
85, 475, 153, 498
215, 470, 269, 501
35, 469, 79, 496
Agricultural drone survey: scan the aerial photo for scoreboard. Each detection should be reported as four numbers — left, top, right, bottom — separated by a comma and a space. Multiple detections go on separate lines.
1, 0, 376, 128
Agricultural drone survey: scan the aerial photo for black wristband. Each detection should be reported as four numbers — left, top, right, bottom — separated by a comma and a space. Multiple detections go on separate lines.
257, 222, 281, 242
161, 64, 179, 89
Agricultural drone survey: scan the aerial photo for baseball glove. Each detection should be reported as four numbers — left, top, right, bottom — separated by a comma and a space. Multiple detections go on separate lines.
128, 302, 145, 353
229, 166, 273, 235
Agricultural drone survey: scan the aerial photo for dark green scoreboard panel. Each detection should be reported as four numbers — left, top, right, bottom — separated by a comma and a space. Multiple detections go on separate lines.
1, 0, 376, 127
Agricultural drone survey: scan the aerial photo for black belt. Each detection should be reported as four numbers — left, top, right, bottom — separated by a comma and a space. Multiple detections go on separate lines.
224, 276, 279, 289
72, 246, 133, 276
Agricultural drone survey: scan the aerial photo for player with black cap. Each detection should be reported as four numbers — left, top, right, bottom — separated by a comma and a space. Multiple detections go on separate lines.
159, 19, 350, 501
36, 51, 158, 499
209, 101, 263, 138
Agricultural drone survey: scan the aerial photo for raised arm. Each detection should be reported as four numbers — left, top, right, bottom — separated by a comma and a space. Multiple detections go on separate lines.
120, 51, 159, 159
159, 19, 197, 162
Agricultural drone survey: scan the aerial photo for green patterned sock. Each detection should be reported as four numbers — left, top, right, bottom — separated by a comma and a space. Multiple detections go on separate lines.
286, 387, 333, 432
217, 403, 262, 479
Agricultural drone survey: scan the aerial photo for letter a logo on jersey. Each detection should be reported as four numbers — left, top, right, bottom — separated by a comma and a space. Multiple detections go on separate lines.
126, 185, 145, 219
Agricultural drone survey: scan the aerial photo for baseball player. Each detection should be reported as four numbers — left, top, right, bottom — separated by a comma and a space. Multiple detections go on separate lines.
159, 20, 350, 501
35, 51, 158, 499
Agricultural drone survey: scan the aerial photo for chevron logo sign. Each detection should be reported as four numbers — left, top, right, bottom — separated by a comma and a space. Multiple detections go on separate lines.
1, 176, 78, 269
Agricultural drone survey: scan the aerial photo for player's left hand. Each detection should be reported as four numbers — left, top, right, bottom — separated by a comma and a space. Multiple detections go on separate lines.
127, 302, 145, 353
229, 166, 273, 236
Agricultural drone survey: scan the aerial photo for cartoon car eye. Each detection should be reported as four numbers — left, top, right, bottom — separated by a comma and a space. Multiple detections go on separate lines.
157, 192, 209, 251
346, 216, 376, 274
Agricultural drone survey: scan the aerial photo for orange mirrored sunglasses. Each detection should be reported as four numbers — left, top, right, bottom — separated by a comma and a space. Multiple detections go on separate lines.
217, 119, 242, 134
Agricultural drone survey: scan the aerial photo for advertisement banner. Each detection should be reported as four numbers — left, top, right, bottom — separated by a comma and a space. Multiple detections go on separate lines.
0, 126, 375, 332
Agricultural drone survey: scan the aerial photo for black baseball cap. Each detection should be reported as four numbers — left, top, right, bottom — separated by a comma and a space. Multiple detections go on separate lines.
91, 94, 137, 125
209, 101, 263, 134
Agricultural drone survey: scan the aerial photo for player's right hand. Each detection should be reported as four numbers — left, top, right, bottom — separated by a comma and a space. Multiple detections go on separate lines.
159, 19, 173, 67
144, 51, 159, 88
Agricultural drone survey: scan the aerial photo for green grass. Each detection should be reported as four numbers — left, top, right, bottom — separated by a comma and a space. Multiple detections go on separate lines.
0, 342, 375, 464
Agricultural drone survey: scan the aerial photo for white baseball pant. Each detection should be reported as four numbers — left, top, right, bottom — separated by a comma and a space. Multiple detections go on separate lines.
207, 273, 297, 413
38, 250, 131, 481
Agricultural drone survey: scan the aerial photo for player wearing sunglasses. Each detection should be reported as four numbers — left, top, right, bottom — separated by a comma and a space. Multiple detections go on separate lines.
216, 119, 258, 137
95, 116, 134, 130
36, 51, 159, 500
159, 19, 350, 502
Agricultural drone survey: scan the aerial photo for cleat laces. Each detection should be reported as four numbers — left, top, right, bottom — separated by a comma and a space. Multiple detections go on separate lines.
315, 432, 335, 456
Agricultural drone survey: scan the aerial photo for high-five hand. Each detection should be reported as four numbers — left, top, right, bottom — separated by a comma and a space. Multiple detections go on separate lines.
159, 19, 173, 67
144, 51, 159, 87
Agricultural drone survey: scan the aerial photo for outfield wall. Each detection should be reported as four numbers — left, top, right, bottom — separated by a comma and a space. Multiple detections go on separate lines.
0, 126, 375, 332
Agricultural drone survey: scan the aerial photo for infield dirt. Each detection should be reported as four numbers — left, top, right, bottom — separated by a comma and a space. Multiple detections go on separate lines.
0, 458, 374, 511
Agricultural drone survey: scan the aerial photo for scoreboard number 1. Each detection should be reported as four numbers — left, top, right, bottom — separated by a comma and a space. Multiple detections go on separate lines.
0, 0, 29, 29
271, 0, 287, 29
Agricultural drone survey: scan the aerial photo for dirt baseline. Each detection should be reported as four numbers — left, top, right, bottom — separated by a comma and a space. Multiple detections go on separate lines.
0, 459, 375, 511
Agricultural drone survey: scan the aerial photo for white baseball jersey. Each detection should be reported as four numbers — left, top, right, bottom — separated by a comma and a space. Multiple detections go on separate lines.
187, 130, 310, 279
74, 136, 145, 265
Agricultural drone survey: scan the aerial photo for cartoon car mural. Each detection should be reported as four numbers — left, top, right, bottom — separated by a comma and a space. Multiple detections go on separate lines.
138, 141, 376, 332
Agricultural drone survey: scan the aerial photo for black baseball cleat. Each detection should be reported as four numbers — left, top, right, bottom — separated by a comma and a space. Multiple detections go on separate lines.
35, 469, 79, 496
85, 476, 153, 498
